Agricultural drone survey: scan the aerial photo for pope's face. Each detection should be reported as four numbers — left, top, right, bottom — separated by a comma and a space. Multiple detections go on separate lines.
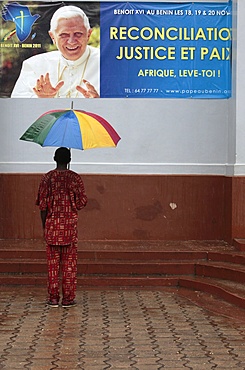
49, 16, 92, 61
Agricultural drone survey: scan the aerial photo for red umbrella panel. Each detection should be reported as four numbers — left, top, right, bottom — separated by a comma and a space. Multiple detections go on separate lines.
20, 109, 121, 150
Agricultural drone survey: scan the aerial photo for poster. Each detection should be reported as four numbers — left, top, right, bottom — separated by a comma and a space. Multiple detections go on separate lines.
0, 1, 232, 99
100, 1, 232, 98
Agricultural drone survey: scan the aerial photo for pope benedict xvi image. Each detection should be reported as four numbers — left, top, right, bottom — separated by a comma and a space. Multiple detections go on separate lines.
11, 5, 100, 98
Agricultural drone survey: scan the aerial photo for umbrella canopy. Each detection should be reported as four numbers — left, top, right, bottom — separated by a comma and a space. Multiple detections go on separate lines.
20, 109, 121, 150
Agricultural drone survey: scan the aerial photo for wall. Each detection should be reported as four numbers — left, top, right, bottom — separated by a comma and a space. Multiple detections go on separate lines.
0, 173, 232, 241
0, 98, 230, 175
0, 0, 233, 176
1, 0, 245, 243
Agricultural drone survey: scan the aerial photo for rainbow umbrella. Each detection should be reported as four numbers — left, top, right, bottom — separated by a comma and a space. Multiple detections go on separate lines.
20, 109, 121, 150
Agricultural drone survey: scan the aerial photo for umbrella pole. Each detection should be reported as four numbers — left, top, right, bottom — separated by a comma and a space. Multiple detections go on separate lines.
68, 148, 71, 170
62, 102, 73, 163
69, 101, 73, 169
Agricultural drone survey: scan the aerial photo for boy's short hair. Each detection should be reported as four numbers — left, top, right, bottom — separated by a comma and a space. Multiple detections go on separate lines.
54, 147, 71, 164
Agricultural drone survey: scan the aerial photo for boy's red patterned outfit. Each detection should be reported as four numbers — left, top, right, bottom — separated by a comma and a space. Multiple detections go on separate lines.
36, 169, 87, 305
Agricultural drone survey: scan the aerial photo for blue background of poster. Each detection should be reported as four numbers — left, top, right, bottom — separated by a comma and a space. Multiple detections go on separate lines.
100, 2, 232, 99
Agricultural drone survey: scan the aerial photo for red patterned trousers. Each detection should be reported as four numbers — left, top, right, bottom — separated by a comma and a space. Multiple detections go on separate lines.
46, 243, 78, 303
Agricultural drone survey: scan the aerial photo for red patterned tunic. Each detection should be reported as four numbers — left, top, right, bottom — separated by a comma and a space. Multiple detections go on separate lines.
36, 169, 87, 245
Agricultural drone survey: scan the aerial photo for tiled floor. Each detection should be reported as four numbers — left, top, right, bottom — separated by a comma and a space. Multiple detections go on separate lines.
1, 286, 245, 369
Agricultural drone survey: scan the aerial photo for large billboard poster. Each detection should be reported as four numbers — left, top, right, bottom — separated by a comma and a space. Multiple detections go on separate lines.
101, 1, 232, 99
0, 1, 232, 99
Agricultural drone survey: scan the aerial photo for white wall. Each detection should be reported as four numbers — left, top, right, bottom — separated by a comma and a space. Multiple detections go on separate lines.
234, 0, 245, 174
0, 0, 241, 176
0, 97, 229, 174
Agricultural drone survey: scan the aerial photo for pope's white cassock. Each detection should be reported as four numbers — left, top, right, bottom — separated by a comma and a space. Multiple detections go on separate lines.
11, 45, 100, 98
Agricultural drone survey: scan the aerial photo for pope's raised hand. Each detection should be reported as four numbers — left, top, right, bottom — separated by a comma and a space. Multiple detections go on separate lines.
33, 73, 64, 98
76, 79, 100, 98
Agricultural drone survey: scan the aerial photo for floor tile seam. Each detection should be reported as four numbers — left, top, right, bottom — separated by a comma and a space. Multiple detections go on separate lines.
134, 291, 172, 368
77, 299, 89, 369
158, 292, 230, 367
153, 292, 196, 369
206, 314, 245, 368
22, 304, 50, 366
49, 310, 69, 368
117, 291, 138, 367
100, 291, 114, 369
0, 295, 35, 367
172, 294, 222, 368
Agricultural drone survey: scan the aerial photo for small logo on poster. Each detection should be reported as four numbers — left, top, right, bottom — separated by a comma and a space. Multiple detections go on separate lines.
2, 2, 40, 42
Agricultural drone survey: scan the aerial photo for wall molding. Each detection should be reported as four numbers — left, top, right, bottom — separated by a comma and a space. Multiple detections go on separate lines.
0, 162, 238, 175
